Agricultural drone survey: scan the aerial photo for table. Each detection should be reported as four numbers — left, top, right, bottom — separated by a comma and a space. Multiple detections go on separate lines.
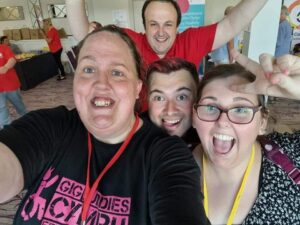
15, 52, 59, 91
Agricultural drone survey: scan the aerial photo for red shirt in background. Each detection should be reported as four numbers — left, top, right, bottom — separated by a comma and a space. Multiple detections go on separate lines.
123, 23, 217, 69
47, 27, 62, 53
123, 24, 217, 112
0, 44, 21, 91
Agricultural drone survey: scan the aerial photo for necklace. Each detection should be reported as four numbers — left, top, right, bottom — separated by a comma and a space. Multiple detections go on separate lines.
81, 115, 140, 225
203, 145, 255, 225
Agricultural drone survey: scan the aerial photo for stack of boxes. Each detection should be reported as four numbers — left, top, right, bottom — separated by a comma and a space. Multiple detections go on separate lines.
2, 28, 67, 40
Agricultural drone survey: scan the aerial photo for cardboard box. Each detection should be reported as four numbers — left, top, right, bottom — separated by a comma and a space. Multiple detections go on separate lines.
12, 29, 21, 41
30, 29, 39, 39
2, 29, 12, 40
20, 28, 30, 40
38, 29, 45, 39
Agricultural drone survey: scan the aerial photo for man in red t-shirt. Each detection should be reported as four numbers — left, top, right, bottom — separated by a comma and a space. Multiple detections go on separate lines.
43, 18, 66, 81
0, 43, 27, 128
66, 0, 268, 111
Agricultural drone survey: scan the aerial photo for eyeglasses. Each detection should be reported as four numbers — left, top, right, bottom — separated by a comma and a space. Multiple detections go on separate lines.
194, 104, 262, 124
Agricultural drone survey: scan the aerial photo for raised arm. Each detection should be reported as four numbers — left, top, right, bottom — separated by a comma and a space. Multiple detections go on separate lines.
231, 49, 300, 100
0, 142, 24, 203
213, 0, 268, 50
66, 0, 89, 41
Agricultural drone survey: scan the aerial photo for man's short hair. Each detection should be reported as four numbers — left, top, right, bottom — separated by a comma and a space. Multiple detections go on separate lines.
142, 0, 182, 28
146, 57, 199, 89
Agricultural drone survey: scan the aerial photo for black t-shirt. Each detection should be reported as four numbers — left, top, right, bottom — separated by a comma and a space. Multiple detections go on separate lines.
140, 111, 200, 150
0, 106, 209, 225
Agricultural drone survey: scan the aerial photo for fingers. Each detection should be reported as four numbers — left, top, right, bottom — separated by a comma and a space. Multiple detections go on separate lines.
258, 53, 274, 78
231, 49, 262, 76
276, 54, 300, 75
230, 82, 267, 96
269, 71, 293, 89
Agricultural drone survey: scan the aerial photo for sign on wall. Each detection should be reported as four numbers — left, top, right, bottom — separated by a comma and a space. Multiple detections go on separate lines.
284, 0, 300, 47
177, 0, 205, 32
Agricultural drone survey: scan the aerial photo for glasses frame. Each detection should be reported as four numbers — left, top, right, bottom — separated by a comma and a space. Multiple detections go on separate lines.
194, 104, 263, 124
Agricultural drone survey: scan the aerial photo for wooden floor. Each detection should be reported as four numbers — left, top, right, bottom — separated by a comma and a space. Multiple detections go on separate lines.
268, 97, 300, 133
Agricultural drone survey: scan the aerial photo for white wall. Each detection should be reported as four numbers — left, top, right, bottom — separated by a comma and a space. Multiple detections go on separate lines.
0, 0, 248, 36
0, 0, 279, 61
245, 0, 281, 61
40, 0, 71, 34
0, 0, 70, 35
89, 0, 134, 28
0, 0, 32, 32
205, 0, 240, 24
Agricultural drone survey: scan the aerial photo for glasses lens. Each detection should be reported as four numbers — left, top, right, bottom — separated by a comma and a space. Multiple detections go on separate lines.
197, 105, 220, 121
228, 107, 254, 124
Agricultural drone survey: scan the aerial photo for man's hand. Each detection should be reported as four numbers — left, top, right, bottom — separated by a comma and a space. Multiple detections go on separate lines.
0, 66, 8, 74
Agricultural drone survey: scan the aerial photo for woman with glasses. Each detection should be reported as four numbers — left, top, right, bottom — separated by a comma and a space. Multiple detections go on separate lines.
192, 50, 300, 225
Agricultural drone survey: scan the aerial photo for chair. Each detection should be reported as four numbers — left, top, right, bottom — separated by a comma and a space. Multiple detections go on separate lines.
66, 50, 77, 71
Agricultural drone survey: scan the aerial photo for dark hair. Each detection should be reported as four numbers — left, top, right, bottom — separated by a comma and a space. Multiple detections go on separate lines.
146, 57, 199, 88
196, 64, 267, 111
0, 36, 8, 44
142, 0, 182, 28
89, 21, 103, 31
75, 25, 144, 81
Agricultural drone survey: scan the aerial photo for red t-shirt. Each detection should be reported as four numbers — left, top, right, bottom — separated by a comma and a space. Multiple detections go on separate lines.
0, 44, 21, 91
123, 24, 217, 112
47, 27, 63, 53
123, 23, 217, 68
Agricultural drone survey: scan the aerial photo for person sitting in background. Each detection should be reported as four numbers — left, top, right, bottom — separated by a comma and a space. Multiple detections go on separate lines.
210, 6, 239, 65
0, 36, 21, 55
192, 50, 300, 224
146, 57, 200, 149
0, 40, 27, 129
0, 25, 209, 225
275, 5, 292, 57
42, 18, 66, 81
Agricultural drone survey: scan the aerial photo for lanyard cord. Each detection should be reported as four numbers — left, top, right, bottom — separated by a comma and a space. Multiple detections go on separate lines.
203, 144, 255, 225
81, 115, 140, 225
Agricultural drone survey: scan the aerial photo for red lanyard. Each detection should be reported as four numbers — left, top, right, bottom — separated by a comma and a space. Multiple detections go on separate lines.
81, 115, 140, 225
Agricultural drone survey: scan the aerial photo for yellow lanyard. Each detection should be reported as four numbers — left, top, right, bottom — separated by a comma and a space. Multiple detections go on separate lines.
203, 145, 255, 225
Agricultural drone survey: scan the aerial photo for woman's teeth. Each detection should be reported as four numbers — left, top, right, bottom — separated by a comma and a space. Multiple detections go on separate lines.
213, 133, 234, 141
94, 100, 111, 107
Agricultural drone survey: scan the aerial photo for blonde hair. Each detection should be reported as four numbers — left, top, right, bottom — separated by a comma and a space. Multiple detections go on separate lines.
43, 18, 52, 26
281, 5, 289, 16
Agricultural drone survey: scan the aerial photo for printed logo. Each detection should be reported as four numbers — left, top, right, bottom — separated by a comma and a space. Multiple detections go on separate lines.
20, 168, 131, 225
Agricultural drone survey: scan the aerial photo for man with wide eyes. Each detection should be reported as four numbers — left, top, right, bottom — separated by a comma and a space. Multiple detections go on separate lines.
145, 57, 200, 149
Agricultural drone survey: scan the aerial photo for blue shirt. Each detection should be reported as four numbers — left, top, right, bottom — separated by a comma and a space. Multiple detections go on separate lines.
275, 20, 292, 57
210, 36, 238, 64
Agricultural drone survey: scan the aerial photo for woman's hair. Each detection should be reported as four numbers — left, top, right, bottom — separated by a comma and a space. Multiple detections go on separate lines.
43, 18, 53, 26
0, 36, 8, 44
75, 25, 144, 81
142, 0, 182, 28
146, 57, 199, 88
196, 64, 268, 115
